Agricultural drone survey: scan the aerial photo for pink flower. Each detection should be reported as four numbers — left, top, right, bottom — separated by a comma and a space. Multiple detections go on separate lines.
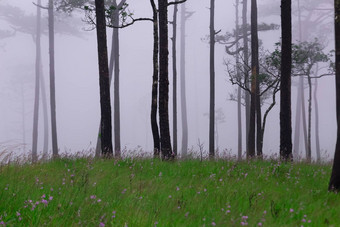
42, 199, 48, 205
211, 222, 216, 226
99, 222, 105, 227
258, 222, 262, 226
90, 195, 96, 199
49, 196, 53, 201
289, 208, 294, 213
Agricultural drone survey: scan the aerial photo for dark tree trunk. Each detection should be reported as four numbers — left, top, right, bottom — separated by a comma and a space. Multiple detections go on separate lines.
314, 77, 321, 162
180, 2, 188, 157
150, 0, 161, 157
48, 0, 58, 158
242, 0, 250, 150
247, 0, 258, 158
235, 0, 242, 160
209, 0, 216, 158
158, 0, 173, 159
172, 1, 178, 156
329, 0, 340, 191
306, 71, 312, 162
95, 0, 113, 155
280, 0, 293, 161
32, 0, 42, 163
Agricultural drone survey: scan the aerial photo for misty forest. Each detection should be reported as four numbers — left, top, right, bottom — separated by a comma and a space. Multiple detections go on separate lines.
0, 0, 340, 226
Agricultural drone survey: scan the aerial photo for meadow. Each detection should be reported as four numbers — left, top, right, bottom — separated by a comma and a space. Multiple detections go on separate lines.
0, 157, 339, 226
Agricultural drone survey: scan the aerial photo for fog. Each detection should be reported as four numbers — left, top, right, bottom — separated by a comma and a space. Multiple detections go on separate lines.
0, 0, 336, 159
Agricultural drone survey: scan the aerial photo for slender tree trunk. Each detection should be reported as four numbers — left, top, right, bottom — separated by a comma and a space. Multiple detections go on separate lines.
159, 0, 173, 159
280, 0, 293, 161
293, 78, 302, 159
329, 0, 340, 191
306, 72, 312, 162
314, 77, 321, 162
32, 0, 42, 163
301, 78, 308, 156
48, 0, 58, 158
209, 0, 216, 158
180, 3, 188, 157
150, 0, 161, 157
113, 5, 121, 157
235, 0, 242, 160
247, 0, 258, 158
172, 1, 178, 156
40, 71, 49, 157
95, 0, 113, 155
256, 82, 262, 157
242, 0, 250, 150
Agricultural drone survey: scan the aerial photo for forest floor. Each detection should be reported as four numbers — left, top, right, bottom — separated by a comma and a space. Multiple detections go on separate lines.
0, 157, 339, 226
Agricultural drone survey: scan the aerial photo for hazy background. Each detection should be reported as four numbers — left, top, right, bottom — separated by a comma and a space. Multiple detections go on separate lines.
0, 0, 336, 159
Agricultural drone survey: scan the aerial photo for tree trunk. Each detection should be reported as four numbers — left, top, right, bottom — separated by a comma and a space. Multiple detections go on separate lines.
293, 78, 302, 159
314, 77, 321, 162
48, 0, 58, 158
20, 82, 26, 153
32, 0, 42, 162
280, 0, 293, 161
209, 0, 216, 158
158, 0, 173, 159
150, 0, 161, 157
256, 81, 262, 157
235, 0, 242, 160
242, 0, 250, 150
329, 0, 340, 192
301, 78, 308, 157
172, 1, 178, 156
40, 71, 49, 158
180, 2, 188, 158
113, 4, 121, 157
247, 0, 258, 158
95, 0, 113, 155
306, 72, 312, 162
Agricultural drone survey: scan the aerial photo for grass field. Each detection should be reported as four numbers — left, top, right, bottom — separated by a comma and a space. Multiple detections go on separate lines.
0, 157, 339, 226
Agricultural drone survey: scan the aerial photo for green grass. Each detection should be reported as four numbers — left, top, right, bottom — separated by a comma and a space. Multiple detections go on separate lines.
0, 158, 339, 226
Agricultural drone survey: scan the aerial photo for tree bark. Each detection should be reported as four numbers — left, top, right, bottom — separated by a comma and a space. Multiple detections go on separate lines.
158, 0, 173, 159
242, 0, 250, 150
209, 0, 216, 158
49, 0, 59, 158
329, 0, 340, 191
150, 0, 161, 157
314, 77, 321, 162
172, 1, 178, 156
247, 0, 258, 158
235, 0, 242, 160
95, 0, 113, 155
306, 71, 312, 162
32, 0, 42, 162
280, 0, 293, 161
40, 71, 49, 158
180, 2, 188, 158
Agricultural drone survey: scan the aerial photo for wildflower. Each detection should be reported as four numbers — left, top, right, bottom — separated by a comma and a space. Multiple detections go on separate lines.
226, 210, 230, 214
168, 195, 172, 198
185, 212, 189, 217
90, 195, 96, 199
49, 196, 53, 201
42, 199, 48, 205
176, 186, 180, 191
242, 216, 248, 220
308, 220, 311, 223
16, 212, 21, 216
204, 188, 207, 192
50, 188, 54, 191
258, 223, 262, 226
263, 210, 267, 215
122, 189, 127, 194
18, 217, 22, 221
211, 222, 216, 226
302, 219, 306, 222
99, 222, 105, 227
97, 199, 102, 203
0, 221, 5, 225
289, 208, 294, 213
41, 194, 46, 199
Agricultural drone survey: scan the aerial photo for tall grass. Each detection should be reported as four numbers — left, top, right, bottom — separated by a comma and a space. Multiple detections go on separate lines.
0, 157, 338, 226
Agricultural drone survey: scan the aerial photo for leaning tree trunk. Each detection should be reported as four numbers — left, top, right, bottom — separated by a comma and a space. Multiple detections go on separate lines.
32, 0, 42, 163
172, 1, 178, 156
235, 0, 242, 160
329, 0, 340, 192
48, 0, 58, 158
314, 77, 321, 162
94, 0, 113, 155
180, 2, 188, 157
280, 0, 293, 161
159, 0, 173, 159
247, 0, 258, 158
209, 0, 216, 158
242, 0, 250, 150
150, 0, 161, 157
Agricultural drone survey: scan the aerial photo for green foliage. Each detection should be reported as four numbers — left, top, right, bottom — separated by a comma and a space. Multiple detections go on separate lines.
0, 158, 339, 226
